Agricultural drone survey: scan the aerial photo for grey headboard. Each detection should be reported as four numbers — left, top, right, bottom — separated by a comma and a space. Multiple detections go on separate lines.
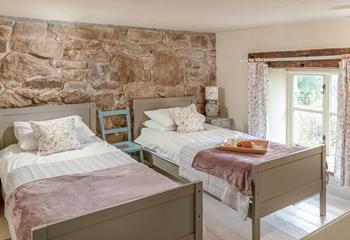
0, 103, 96, 150
133, 96, 194, 138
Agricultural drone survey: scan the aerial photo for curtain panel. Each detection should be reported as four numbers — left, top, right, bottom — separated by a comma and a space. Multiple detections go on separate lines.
335, 56, 350, 187
247, 60, 269, 139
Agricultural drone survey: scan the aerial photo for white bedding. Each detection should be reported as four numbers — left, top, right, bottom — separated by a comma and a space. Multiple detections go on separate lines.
135, 124, 254, 218
135, 124, 224, 164
0, 138, 136, 240
0, 138, 134, 198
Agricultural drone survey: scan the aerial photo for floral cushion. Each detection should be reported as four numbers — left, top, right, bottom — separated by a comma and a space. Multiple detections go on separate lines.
171, 104, 205, 133
30, 117, 81, 155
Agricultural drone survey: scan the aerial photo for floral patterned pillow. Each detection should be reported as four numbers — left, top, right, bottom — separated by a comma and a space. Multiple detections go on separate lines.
30, 117, 81, 155
171, 104, 205, 133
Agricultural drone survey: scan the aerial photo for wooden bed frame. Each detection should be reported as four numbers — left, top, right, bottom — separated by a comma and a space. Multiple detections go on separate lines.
0, 103, 203, 240
133, 96, 327, 240
302, 212, 350, 240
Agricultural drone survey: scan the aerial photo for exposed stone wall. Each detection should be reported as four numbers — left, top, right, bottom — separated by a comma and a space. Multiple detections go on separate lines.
0, 17, 216, 140
0, 16, 216, 109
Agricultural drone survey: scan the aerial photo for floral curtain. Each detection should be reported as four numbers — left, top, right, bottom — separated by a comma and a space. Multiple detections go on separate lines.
247, 60, 269, 139
335, 55, 350, 187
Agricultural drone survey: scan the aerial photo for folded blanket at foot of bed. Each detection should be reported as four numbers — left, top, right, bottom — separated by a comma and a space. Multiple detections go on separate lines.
7, 163, 178, 240
192, 142, 304, 196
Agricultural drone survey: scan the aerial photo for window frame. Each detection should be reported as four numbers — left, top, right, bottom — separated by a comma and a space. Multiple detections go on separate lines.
286, 70, 339, 156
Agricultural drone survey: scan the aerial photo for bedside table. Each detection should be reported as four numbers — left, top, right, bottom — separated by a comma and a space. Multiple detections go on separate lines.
205, 116, 232, 129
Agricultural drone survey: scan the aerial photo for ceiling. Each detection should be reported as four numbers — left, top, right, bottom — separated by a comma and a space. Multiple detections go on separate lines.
0, 0, 350, 32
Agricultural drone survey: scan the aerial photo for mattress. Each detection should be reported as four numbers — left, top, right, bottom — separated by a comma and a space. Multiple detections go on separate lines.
135, 125, 254, 218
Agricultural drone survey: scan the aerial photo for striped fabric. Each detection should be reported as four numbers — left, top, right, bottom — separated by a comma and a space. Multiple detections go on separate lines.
178, 128, 253, 219
4, 151, 134, 199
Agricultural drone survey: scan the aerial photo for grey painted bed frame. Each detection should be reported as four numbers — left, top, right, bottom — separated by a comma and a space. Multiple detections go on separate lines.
133, 96, 327, 240
0, 103, 203, 240
0, 103, 96, 148
302, 212, 350, 240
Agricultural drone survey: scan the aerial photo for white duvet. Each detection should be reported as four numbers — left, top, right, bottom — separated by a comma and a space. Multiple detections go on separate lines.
135, 124, 253, 219
0, 138, 134, 198
0, 138, 137, 240
135, 124, 227, 164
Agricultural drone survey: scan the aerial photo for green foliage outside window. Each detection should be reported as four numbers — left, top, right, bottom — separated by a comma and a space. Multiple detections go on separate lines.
294, 75, 323, 109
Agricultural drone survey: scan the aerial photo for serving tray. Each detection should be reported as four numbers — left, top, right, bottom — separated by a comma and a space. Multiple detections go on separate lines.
219, 139, 270, 155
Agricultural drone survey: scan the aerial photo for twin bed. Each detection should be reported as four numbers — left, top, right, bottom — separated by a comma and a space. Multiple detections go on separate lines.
133, 96, 327, 240
0, 103, 202, 240
0, 97, 327, 240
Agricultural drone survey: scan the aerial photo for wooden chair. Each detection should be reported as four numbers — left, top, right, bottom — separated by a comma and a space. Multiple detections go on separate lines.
98, 107, 144, 163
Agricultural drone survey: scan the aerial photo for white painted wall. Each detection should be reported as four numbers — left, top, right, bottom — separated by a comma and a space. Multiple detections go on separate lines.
268, 69, 287, 143
216, 18, 350, 132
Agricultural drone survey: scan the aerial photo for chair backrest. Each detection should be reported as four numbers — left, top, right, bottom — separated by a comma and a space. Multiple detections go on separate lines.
98, 107, 132, 142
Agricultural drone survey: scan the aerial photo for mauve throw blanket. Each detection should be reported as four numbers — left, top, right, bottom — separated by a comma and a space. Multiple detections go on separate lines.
192, 142, 304, 196
7, 163, 178, 240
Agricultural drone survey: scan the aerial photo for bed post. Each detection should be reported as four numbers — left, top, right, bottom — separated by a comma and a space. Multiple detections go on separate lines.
195, 181, 203, 240
89, 103, 97, 134
320, 145, 327, 217
251, 166, 261, 240
252, 217, 260, 240
32, 227, 47, 240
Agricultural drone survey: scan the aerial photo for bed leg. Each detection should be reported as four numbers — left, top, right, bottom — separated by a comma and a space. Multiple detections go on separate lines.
139, 150, 144, 164
252, 218, 260, 240
320, 145, 326, 218
251, 168, 261, 240
320, 189, 326, 217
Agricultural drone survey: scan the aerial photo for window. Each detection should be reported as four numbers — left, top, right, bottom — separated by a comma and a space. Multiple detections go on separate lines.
287, 71, 339, 172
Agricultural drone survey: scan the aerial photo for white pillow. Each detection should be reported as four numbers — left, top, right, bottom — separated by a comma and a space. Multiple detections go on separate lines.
143, 120, 176, 131
31, 117, 81, 155
14, 115, 95, 151
171, 104, 205, 133
13, 121, 38, 151
144, 108, 176, 127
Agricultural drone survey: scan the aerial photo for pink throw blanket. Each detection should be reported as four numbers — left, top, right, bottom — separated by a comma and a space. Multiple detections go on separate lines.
7, 163, 178, 240
192, 142, 304, 195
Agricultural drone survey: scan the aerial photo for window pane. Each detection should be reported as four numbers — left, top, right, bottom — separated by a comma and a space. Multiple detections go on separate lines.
293, 110, 323, 147
293, 75, 323, 110
330, 74, 338, 113
330, 114, 337, 156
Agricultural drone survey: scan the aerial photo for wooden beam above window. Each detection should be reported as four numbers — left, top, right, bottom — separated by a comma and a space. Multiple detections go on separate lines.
248, 47, 350, 59
266, 59, 340, 68
248, 47, 350, 68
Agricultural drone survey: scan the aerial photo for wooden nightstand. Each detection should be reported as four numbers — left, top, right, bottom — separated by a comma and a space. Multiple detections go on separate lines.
205, 116, 232, 129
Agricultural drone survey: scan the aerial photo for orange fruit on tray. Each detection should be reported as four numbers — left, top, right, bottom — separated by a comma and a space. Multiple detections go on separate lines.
236, 140, 256, 149
219, 139, 270, 155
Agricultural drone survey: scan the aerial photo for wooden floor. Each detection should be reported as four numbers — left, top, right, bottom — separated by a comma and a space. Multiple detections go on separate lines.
203, 193, 350, 240
1, 193, 349, 240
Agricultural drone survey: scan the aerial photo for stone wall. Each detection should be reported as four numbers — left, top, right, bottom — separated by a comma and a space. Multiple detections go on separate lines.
0, 17, 216, 140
